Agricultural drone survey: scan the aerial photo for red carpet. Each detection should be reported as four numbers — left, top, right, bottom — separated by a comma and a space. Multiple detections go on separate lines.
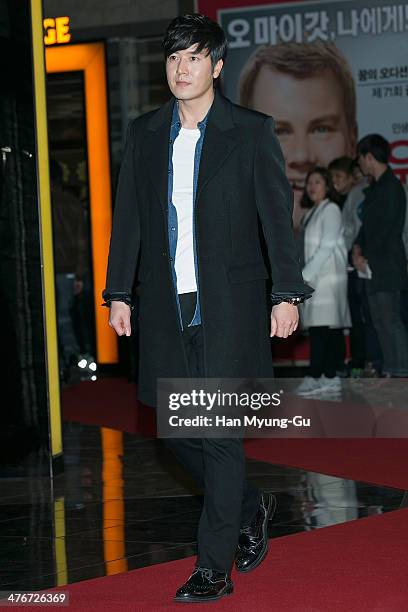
50, 509, 408, 611
243, 438, 408, 491
63, 379, 408, 491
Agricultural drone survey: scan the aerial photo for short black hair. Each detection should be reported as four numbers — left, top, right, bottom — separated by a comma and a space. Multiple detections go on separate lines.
301, 166, 339, 209
328, 156, 354, 175
163, 14, 227, 70
357, 134, 390, 164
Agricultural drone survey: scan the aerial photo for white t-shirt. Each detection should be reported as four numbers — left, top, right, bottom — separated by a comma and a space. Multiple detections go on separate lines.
172, 127, 200, 294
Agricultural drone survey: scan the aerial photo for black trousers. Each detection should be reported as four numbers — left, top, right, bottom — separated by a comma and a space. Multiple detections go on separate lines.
309, 326, 345, 378
162, 292, 261, 573
367, 290, 408, 376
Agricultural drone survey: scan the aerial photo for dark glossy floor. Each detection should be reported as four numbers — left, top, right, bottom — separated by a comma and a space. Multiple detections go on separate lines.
0, 419, 406, 592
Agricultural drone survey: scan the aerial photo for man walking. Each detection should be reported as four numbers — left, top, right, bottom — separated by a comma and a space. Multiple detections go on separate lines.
103, 14, 312, 603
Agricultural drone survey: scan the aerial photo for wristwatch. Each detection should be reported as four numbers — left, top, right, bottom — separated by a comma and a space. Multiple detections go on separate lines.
270, 294, 310, 306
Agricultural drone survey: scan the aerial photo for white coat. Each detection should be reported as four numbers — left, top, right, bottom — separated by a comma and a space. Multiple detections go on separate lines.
300, 199, 351, 329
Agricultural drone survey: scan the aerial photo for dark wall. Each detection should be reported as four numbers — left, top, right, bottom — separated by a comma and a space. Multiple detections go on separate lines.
0, 0, 50, 472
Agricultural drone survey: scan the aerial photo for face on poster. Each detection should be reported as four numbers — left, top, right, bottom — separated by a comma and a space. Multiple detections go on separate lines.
197, 0, 408, 224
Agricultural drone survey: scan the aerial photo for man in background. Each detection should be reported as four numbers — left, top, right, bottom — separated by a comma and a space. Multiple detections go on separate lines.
353, 134, 408, 377
239, 41, 357, 229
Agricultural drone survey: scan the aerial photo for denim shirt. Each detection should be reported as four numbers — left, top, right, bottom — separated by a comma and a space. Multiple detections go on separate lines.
168, 100, 209, 330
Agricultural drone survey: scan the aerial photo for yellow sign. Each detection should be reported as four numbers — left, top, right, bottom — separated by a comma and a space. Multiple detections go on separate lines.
44, 17, 71, 46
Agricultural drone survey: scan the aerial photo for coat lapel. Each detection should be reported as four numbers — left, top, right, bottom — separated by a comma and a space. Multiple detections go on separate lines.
196, 91, 239, 201
141, 98, 173, 212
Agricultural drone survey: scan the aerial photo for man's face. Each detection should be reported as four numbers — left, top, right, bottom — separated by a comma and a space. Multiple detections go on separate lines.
249, 66, 356, 207
357, 153, 372, 176
330, 169, 354, 195
166, 44, 223, 101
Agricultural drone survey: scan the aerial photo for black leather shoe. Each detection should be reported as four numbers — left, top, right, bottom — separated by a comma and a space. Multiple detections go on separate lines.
235, 491, 277, 573
174, 566, 233, 603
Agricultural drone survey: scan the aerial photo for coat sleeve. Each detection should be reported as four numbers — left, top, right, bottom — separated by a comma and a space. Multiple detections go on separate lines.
302, 203, 343, 284
254, 116, 313, 296
102, 120, 140, 304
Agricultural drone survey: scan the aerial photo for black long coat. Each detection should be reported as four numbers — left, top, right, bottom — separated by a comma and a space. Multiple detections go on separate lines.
104, 90, 311, 406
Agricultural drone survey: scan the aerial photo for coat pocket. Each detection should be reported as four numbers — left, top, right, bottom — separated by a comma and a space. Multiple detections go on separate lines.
227, 261, 269, 284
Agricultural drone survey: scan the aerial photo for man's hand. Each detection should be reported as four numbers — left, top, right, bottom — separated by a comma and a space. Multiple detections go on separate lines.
270, 302, 299, 338
109, 301, 132, 337
352, 244, 368, 272
354, 256, 369, 272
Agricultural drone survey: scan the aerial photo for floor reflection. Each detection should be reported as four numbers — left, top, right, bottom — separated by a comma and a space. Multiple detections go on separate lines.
0, 420, 405, 591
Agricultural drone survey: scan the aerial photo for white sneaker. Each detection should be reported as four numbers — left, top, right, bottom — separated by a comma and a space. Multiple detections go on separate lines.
319, 375, 341, 393
294, 376, 323, 396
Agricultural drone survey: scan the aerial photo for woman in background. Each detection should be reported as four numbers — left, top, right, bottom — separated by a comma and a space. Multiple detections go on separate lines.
296, 167, 351, 396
